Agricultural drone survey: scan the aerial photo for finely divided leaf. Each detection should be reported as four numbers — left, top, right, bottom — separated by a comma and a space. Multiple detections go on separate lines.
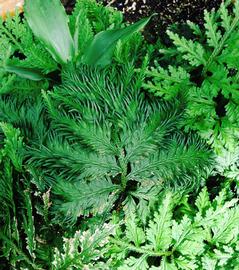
0, 123, 24, 171
174, 256, 197, 270
144, 65, 191, 99
119, 255, 149, 270
172, 216, 205, 256
53, 178, 119, 223
202, 256, 217, 270
195, 187, 211, 214
125, 213, 146, 247
146, 193, 173, 252
211, 207, 239, 244
167, 30, 207, 66
158, 258, 178, 270
204, 10, 221, 48
52, 223, 115, 269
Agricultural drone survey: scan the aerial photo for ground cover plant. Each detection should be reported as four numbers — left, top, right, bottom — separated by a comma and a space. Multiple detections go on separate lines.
144, 0, 239, 193
30, 64, 212, 224
0, 0, 238, 269
145, 0, 239, 153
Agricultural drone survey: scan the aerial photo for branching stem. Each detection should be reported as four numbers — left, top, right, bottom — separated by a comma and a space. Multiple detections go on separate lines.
110, 238, 173, 257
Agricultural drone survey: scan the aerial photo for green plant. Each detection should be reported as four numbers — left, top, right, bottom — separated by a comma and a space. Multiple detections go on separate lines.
48, 187, 239, 270
0, 0, 147, 95
214, 146, 239, 195
27, 64, 212, 224
52, 223, 116, 270
0, 123, 63, 269
0, 123, 37, 269
107, 188, 239, 269
4, 0, 150, 82
0, 10, 52, 94
144, 0, 239, 154
1, 1, 237, 269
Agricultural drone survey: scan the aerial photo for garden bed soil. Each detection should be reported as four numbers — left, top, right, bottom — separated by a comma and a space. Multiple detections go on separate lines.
102, 0, 223, 41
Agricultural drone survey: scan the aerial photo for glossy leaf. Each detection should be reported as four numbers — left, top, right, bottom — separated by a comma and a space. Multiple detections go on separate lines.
81, 17, 151, 66
4, 65, 45, 81
24, 0, 74, 64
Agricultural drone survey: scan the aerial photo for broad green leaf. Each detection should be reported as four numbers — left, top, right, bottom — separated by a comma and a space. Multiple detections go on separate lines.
4, 65, 45, 81
24, 0, 74, 64
81, 17, 151, 66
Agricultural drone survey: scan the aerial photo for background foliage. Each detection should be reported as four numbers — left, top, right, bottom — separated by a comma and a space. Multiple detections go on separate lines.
0, 0, 238, 269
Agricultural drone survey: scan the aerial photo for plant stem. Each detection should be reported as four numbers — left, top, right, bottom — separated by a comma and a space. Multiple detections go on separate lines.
110, 238, 173, 257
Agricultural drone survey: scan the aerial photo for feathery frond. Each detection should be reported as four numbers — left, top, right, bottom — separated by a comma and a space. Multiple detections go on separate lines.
29, 64, 212, 223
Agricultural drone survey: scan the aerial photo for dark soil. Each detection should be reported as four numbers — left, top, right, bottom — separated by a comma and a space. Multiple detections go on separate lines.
62, 0, 223, 42
61, 0, 76, 13
102, 0, 223, 42
103, 0, 222, 24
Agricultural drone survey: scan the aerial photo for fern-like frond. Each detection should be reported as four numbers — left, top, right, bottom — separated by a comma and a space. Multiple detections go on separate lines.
144, 64, 192, 100
0, 123, 24, 171
28, 63, 212, 223
129, 135, 212, 189
29, 138, 121, 182
53, 178, 120, 224
107, 188, 239, 269
147, 0, 239, 155
146, 193, 173, 252
0, 96, 46, 143
166, 30, 207, 66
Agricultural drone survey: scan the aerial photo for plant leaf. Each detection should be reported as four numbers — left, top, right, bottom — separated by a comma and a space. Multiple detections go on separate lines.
53, 178, 120, 223
4, 65, 45, 81
0, 122, 24, 171
125, 213, 146, 247
146, 192, 173, 252
81, 17, 151, 66
119, 255, 149, 270
24, 0, 74, 64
